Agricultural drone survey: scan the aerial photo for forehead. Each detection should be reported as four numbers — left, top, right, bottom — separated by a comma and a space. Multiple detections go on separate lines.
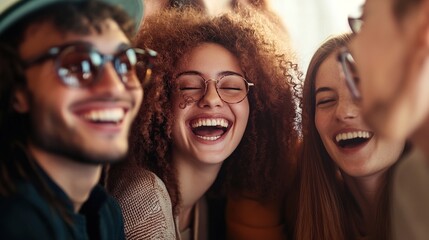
19, 18, 130, 59
315, 52, 343, 88
177, 43, 243, 74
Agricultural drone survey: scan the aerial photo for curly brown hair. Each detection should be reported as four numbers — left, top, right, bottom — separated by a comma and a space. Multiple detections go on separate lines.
113, 7, 302, 214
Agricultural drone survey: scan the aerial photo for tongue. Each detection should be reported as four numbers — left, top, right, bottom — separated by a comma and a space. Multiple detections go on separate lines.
87, 119, 120, 124
193, 126, 225, 137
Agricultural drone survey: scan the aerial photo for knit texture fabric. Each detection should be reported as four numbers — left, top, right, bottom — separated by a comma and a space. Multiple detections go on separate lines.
108, 164, 177, 240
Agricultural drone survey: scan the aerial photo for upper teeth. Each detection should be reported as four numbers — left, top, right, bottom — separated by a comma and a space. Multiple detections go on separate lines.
82, 108, 125, 122
197, 135, 222, 141
335, 131, 371, 142
191, 118, 229, 128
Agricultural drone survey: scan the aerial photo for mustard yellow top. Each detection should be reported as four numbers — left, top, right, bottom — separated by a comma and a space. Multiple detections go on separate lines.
226, 195, 286, 240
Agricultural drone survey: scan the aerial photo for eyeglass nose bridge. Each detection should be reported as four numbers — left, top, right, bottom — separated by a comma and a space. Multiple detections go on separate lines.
98, 55, 125, 82
87, 54, 126, 88
94, 51, 141, 89
203, 76, 254, 104
200, 78, 224, 102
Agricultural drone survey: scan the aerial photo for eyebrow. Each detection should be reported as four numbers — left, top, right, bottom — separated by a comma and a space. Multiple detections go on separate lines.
175, 70, 244, 78
315, 87, 334, 96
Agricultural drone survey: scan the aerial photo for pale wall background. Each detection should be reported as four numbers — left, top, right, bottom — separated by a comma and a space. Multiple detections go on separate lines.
271, 0, 364, 72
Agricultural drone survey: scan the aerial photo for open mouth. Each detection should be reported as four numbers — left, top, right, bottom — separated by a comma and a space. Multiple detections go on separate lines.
335, 131, 373, 148
190, 118, 230, 141
80, 108, 126, 124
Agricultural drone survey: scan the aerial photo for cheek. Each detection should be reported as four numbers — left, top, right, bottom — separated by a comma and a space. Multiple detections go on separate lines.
132, 89, 144, 113
314, 111, 325, 135
314, 111, 332, 148
27, 92, 66, 129
171, 103, 190, 137
234, 100, 250, 128
171, 91, 188, 110
29, 87, 65, 111
376, 140, 405, 166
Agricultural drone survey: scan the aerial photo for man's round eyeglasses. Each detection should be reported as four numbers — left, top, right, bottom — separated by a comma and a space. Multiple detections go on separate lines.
175, 73, 254, 104
21, 41, 157, 89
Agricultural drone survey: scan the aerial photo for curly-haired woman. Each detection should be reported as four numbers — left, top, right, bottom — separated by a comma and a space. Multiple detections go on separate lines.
108, 7, 301, 240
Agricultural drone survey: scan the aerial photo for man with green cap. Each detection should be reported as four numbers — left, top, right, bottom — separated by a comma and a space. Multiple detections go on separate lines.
0, 0, 155, 239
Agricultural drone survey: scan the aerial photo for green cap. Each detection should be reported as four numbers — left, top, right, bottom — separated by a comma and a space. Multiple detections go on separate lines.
0, 0, 143, 35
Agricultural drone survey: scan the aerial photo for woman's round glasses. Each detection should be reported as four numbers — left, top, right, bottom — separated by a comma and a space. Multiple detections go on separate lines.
175, 73, 254, 104
21, 41, 157, 89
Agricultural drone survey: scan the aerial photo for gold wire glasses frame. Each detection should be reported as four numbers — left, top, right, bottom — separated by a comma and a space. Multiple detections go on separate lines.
175, 73, 255, 104
337, 47, 361, 100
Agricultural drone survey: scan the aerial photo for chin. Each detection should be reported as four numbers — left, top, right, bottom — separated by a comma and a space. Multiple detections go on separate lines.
341, 166, 374, 178
74, 151, 128, 165
198, 156, 226, 166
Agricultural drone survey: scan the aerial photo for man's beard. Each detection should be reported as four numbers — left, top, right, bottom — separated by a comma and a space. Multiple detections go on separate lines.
27, 109, 127, 166
29, 129, 127, 165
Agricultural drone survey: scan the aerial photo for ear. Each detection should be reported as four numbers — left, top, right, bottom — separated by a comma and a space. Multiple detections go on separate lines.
12, 88, 29, 113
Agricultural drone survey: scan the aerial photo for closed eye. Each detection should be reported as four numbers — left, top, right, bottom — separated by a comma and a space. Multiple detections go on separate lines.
220, 87, 242, 91
316, 99, 336, 107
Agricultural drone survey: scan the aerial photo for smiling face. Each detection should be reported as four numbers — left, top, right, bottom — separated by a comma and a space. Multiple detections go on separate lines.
314, 52, 404, 177
349, 0, 429, 141
170, 43, 250, 166
16, 19, 143, 164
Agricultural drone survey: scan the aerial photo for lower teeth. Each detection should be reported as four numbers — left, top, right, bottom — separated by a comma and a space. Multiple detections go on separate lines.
197, 135, 221, 141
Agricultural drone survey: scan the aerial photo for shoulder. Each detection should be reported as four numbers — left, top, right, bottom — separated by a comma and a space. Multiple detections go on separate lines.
394, 147, 429, 192
108, 167, 177, 239
0, 187, 59, 239
109, 167, 171, 206
392, 147, 429, 240
92, 187, 126, 240
98, 186, 124, 221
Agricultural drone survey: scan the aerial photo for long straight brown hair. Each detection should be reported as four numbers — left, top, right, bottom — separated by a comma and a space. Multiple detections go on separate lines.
295, 33, 396, 240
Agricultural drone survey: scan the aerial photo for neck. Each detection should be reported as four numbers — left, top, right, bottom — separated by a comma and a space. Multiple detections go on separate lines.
411, 115, 429, 162
341, 169, 389, 234
28, 144, 102, 212
175, 156, 222, 231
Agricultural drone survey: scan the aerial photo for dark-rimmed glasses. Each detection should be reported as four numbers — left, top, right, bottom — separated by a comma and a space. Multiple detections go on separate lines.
337, 46, 361, 100
21, 42, 157, 89
175, 73, 254, 104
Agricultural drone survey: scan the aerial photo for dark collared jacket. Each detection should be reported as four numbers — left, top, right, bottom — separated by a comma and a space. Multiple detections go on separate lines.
0, 149, 125, 240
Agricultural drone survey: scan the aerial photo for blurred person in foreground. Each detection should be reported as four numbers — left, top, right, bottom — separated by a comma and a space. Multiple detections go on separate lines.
338, 0, 429, 239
